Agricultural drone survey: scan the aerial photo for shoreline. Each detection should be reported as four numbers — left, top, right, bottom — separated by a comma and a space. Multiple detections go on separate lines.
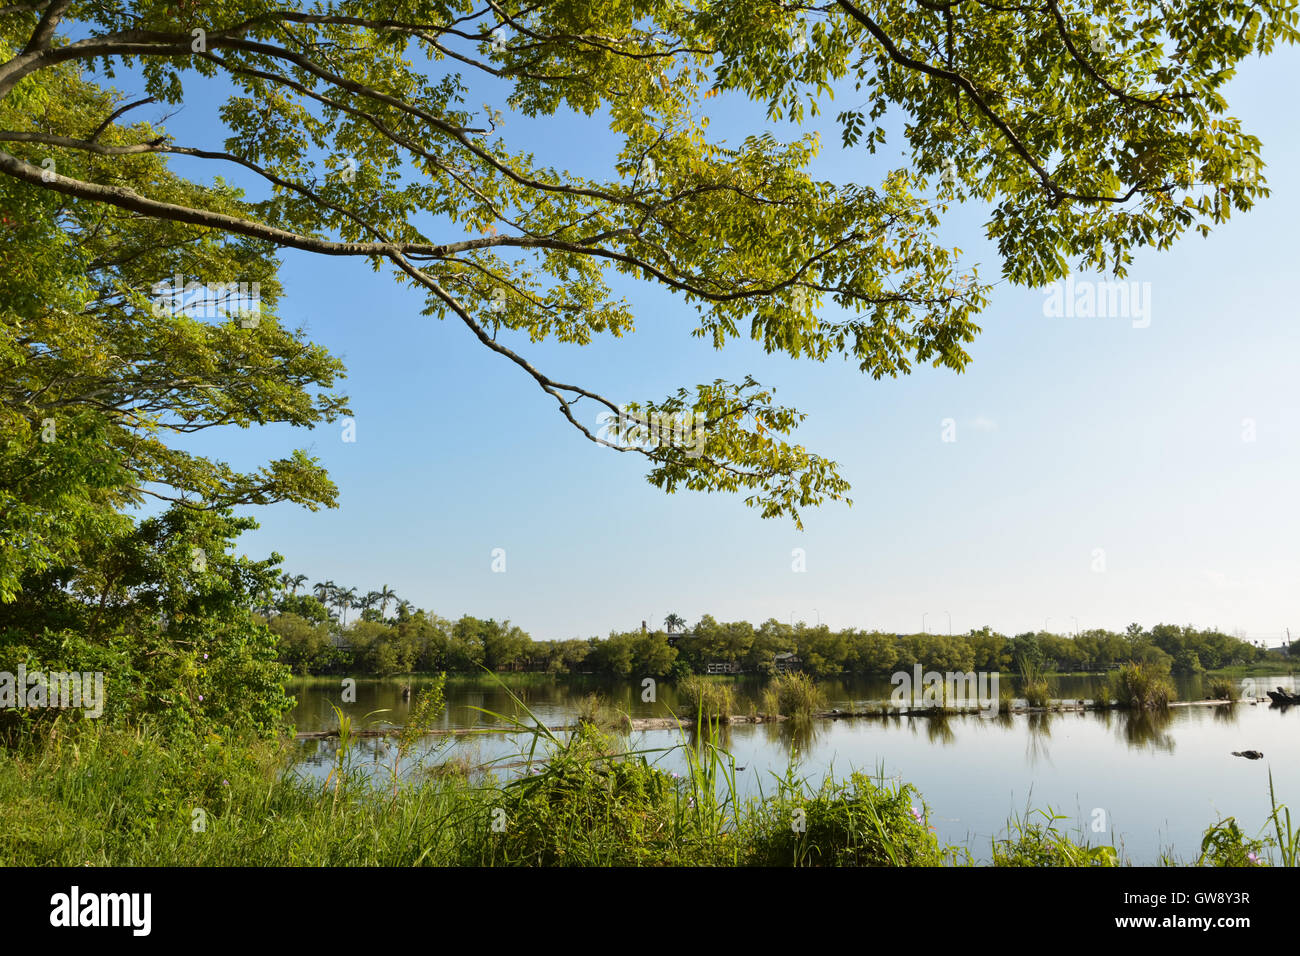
293, 694, 1269, 739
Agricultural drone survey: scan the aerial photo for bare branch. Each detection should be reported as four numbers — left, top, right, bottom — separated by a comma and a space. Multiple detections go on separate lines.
87, 95, 157, 143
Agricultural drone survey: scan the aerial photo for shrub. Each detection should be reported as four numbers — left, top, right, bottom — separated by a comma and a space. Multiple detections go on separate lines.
1196, 817, 1268, 867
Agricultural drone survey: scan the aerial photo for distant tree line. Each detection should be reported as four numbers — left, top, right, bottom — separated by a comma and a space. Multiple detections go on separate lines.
263, 579, 1282, 679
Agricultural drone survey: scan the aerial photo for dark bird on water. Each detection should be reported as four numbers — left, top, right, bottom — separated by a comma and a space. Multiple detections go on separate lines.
1231, 750, 1264, 760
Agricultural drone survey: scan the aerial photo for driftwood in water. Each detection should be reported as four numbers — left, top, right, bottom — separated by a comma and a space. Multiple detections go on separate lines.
1267, 687, 1300, 706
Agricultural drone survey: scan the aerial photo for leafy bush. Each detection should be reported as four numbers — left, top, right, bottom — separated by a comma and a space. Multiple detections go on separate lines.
0, 508, 295, 743
1196, 817, 1268, 867
1174, 649, 1205, 675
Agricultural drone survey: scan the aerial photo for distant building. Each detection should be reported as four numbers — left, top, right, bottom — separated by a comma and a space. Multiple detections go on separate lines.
705, 661, 743, 675
773, 652, 802, 673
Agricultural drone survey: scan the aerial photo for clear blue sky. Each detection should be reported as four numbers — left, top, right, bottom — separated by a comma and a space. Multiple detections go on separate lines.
137, 40, 1299, 643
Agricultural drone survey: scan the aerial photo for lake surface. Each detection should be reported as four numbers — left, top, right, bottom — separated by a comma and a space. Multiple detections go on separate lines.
287, 673, 1300, 864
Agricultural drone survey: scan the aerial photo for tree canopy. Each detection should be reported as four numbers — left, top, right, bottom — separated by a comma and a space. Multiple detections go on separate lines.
0, 33, 349, 600
4, 0, 1291, 531
260, 576, 1272, 678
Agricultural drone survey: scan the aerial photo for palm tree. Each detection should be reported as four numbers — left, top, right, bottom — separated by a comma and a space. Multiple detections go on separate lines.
313, 580, 335, 603
378, 584, 397, 618
359, 591, 380, 619
664, 613, 685, 634
279, 572, 294, 595
334, 586, 357, 625
396, 599, 413, 620
289, 573, 308, 596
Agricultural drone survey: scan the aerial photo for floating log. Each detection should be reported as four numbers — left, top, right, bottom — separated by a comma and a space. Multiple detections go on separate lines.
1267, 687, 1300, 706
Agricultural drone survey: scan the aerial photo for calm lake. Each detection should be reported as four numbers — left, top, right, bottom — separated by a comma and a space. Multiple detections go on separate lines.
288, 673, 1300, 864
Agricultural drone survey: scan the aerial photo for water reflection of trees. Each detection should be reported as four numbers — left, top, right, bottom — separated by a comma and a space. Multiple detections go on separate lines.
1024, 712, 1054, 767
1091, 708, 1176, 752
686, 720, 734, 753
1211, 703, 1240, 726
923, 712, 956, 746
755, 714, 824, 754
743, 714, 831, 763
1122, 709, 1175, 751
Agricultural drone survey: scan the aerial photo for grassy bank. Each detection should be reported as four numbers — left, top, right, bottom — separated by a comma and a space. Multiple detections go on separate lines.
2, 708, 1296, 867
0, 720, 942, 866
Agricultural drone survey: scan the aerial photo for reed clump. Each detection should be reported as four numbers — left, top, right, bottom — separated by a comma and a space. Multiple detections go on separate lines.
675, 676, 735, 724
1016, 656, 1053, 708
575, 692, 631, 733
1207, 677, 1239, 701
761, 672, 826, 718
1108, 661, 1175, 710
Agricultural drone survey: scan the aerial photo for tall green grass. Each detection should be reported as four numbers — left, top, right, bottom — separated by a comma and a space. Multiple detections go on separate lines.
761, 672, 826, 718
1017, 657, 1053, 708
1207, 677, 1239, 701
1108, 661, 1175, 710
675, 675, 735, 724
575, 692, 632, 733
991, 808, 1118, 866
